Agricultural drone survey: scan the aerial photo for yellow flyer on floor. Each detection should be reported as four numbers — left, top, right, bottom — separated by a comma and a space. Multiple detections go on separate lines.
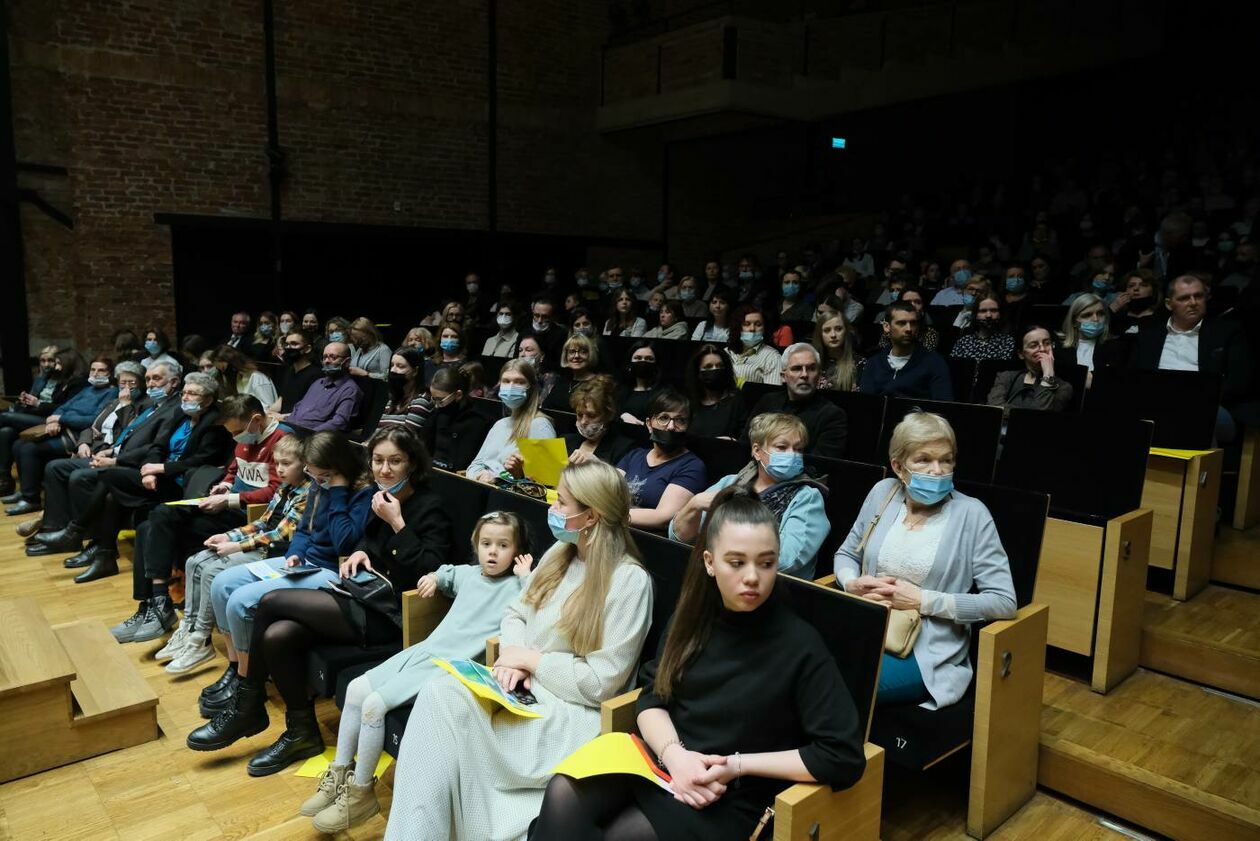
553, 732, 674, 793
432, 658, 543, 718
295, 746, 393, 779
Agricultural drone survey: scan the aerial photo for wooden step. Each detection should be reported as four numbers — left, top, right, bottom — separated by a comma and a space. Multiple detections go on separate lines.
52, 621, 158, 724
0, 598, 76, 698
1039, 671, 1260, 841
1141, 586, 1260, 701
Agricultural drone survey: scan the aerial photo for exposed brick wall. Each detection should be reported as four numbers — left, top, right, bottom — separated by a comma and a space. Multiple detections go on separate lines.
9, 0, 662, 355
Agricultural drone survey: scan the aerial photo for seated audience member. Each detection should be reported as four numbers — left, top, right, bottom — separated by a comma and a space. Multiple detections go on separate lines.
425, 367, 494, 472
527, 294, 568, 362
1131, 274, 1253, 441
671, 413, 829, 577
5, 356, 116, 515
277, 310, 298, 343
424, 322, 468, 386
776, 269, 814, 324
1108, 269, 1162, 335
564, 291, 583, 317
212, 345, 279, 406
110, 394, 285, 642
197, 350, 216, 375
271, 330, 322, 414
468, 359, 557, 484
459, 360, 488, 398
644, 300, 688, 341
82, 372, 234, 583
949, 293, 1015, 362
859, 301, 953, 400
249, 311, 279, 361
160, 433, 308, 674
876, 287, 940, 353
1002, 264, 1033, 323
302, 511, 529, 832
277, 341, 363, 434
301, 310, 325, 356
376, 347, 432, 435
113, 330, 145, 365
400, 326, 435, 357
25, 360, 183, 559
618, 341, 662, 424
605, 288, 647, 338
691, 287, 733, 343
223, 310, 252, 350
814, 311, 864, 392
482, 302, 521, 357
565, 376, 636, 467
348, 317, 391, 380
0, 348, 83, 496
1059, 293, 1125, 384
188, 428, 452, 776
383, 460, 652, 841
140, 328, 181, 372
834, 411, 1016, 707
534, 489, 864, 839
542, 333, 599, 412
746, 343, 847, 458
677, 275, 708, 320
987, 325, 1074, 414
324, 316, 352, 352
684, 344, 748, 440
513, 336, 558, 405
929, 259, 974, 306
727, 305, 783, 385
617, 389, 707, 530
569, 307, 598, 339
190, 432, 373, 729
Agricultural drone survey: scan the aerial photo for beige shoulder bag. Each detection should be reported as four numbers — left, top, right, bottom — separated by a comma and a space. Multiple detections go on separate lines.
853, 483, 922, 658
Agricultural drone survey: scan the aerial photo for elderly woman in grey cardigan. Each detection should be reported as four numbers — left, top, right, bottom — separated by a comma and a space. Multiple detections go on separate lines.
832, 411, 1016, 708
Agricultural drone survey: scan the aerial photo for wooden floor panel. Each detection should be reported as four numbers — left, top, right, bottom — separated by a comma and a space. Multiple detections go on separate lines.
1142, 586, 1260, 699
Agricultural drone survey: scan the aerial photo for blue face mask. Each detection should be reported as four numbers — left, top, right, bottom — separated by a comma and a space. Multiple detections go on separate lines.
738, 270, 754, 281
953, 268, 972, 287
889, 290, 900, 302
376, 477, 408, 494
1005, 277, 1026, 293
328, 331, 347, 343
763, 450, 804, 481
144, 340, 160, 355
1091, 278, 1111, 293
547, 507, 582, 544
88, 375, 110, 387
180, 400, 203, 415
259, 323, 273, 336
906, 471, 953, 505
147, 385, 168, 401
1079, 319, 1105, 339
782, 283, 800, 299
740, 331, 762, 347
500, 384, 529, 408
304, 468, 331, 490
679, 289, 696, 302
439, 338, 460, 353
656, 271, 667, 283
233, 419, 262, 445
961, 294, 976, 307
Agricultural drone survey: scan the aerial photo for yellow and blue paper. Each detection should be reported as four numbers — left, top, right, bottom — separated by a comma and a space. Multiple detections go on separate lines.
432, 657, 543, 718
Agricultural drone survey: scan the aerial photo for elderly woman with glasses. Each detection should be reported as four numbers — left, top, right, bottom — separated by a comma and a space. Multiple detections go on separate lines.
616, 388, 708, 532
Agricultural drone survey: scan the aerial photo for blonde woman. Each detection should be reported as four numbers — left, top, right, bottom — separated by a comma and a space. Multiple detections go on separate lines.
384, 459, 653, 841
467, 358, 557, 484
1059, 292, 1124, 386
813, 311, 864, 392
347, 317, 391, 380
542, 332, 599, 412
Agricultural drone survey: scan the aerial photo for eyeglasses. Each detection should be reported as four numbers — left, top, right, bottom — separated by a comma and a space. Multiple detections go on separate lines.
653, 414, 689, 429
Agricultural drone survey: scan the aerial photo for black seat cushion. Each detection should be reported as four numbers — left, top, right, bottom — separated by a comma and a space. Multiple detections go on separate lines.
307, 643, 400, 698
384, 702, 413, 758
869, 683, 977, 770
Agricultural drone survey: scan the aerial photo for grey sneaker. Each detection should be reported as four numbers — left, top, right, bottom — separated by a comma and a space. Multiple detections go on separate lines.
131, 596, 178, 643
166, 633, 215, 674
110, 601, 150, 643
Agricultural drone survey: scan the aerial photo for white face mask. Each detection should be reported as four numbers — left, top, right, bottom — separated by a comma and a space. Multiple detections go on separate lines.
496, 314, 514, 329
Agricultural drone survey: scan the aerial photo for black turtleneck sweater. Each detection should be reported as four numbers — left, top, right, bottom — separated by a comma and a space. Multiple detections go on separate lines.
632, 595, 865, 841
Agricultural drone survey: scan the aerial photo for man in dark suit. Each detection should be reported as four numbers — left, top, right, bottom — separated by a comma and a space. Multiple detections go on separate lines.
746, 343, 848, 458
223, 310, 252, 349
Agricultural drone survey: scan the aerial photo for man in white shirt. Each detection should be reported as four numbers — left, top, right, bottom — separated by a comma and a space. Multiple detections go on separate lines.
930, 259, 973, 306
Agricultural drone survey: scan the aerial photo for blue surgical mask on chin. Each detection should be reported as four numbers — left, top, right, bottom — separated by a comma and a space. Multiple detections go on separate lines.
147, 385, 168, 400
906, 471, 953, 505
547, 507, 582, 544
763, 450, 804, 481
376, 477, 409, 494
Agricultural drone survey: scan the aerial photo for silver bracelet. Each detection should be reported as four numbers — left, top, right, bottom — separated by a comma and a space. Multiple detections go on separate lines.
657, 738, 684, 763
734, 751, 742, 787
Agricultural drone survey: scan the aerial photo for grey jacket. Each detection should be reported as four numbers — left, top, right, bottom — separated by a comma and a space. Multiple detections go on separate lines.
833, 478, 1017, 709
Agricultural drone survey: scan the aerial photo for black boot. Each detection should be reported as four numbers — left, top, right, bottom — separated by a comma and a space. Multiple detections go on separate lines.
73, 551, 118, 583
30, 522, 86, 552
246, 705, 325, 777
5, 499, 40, 516
63, 543, 100, 569
199, 664, 241, 718
186, 680, 269, 751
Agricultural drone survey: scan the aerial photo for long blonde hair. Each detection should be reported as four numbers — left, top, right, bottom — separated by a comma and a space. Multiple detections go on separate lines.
500, 357, 546, 441
523, 460, 642, 656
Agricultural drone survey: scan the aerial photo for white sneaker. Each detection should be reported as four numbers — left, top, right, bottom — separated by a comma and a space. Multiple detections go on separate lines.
154, 621, 190, 661
165, 634, 214, 674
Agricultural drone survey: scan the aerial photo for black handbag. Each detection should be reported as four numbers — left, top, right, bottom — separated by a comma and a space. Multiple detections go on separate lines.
323, 569, 401, 627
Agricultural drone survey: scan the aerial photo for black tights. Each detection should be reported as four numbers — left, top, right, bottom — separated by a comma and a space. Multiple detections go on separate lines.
246, 588, 360, 708
530, 774, 658, 841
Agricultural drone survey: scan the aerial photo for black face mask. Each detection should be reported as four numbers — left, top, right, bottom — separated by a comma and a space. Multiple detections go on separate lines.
650, 427, 686, 452
1126, 297, 1152, 314
282, 347, 305, 363
697, 369, 725, 389
630, 361, 658, 381
387, 371, 409, 395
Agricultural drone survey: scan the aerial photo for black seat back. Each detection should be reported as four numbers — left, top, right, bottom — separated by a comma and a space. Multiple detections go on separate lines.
954, 480, 1048, 607
686, 436, 750, 481
946, 357, 979, 404
1085, 368, 1222, 449
628, 529, 691, 669
996, 410, 1152, 523
431, 470, 492, 563
817, 391, 886, 464
486, 488, 554, 560
549, 409, 578, 436
880, 398, 1002, 484
739, 381, 781, 416
803, 455, 886, 577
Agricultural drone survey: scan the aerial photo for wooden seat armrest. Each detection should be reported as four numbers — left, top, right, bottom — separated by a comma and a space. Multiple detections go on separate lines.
599, 688, 644, 735
774, 743, 884, 841
814, 574, 838, 588
486, 636, 500, 666
969, 603, 1049, 838
245, 502, 267, 522
402, 590, 453, 648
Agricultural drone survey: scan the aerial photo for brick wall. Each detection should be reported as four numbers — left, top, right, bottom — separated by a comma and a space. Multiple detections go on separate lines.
9, 0, 662, 354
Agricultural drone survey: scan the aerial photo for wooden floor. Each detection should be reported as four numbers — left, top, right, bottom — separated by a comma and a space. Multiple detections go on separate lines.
1142, 585, 1260, 700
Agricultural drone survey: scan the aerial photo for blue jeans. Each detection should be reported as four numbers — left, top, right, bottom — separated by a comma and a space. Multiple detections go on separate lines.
210, 557, 338, 652
877, 651, 930, 706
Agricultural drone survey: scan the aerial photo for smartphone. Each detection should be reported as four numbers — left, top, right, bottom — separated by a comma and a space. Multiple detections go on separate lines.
509, 687, 538, 706
348, 569, 378, 586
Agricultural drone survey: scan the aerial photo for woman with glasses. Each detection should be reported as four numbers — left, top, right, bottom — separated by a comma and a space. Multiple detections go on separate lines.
616, 389, 708, 532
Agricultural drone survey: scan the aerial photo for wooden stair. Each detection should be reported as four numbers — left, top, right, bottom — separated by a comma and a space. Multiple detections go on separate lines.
1141, 585, 1260, 701
0, 598, 158, 783
1039, 671, 1260, 841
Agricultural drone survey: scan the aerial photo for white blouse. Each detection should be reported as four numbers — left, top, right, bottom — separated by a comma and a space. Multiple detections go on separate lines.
875, 502, 952, 586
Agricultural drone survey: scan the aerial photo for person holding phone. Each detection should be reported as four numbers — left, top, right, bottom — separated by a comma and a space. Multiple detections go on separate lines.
187, 428, 452, 776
